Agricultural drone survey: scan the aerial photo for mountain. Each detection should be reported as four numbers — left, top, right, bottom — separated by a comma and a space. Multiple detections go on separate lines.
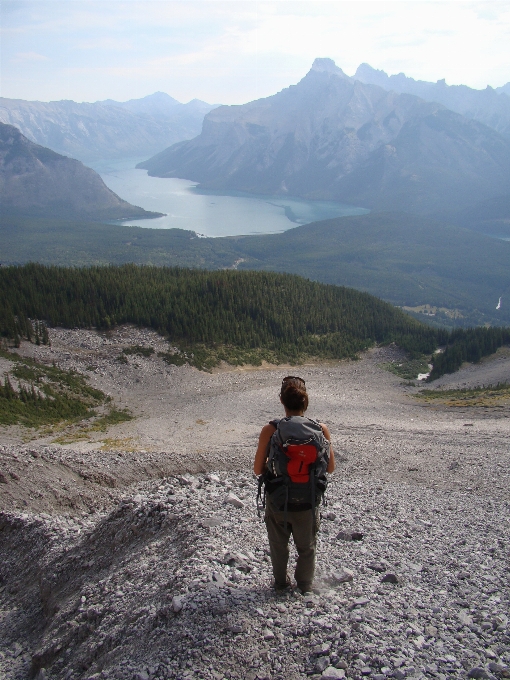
496, 83, 510, 96
138, 59, 510, 216
0, 123, 160, 221
0, 94, 217, 162
355, 63, 510, 138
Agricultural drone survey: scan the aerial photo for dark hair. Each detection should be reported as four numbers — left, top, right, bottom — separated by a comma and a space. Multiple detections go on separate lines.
280, 378, 308, 412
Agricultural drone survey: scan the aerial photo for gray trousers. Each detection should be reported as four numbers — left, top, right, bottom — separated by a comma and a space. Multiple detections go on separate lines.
264, 502, 319, 589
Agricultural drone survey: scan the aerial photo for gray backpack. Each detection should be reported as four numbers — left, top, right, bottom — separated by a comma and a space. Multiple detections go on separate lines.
257, 415, 330, 516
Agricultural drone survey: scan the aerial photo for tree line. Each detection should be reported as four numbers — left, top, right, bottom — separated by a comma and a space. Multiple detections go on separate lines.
0, 264, 508, 378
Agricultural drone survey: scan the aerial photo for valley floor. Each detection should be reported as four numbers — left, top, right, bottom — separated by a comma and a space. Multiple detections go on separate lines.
0, 328, 509, 680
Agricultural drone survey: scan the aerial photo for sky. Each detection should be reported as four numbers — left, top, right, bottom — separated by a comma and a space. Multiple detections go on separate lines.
1, 1, 510, 105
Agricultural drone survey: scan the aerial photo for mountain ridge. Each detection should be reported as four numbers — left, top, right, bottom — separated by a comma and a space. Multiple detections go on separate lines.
0, 123, 161, 221
354, 62, 510, 138
0, 93, 217, 162
138, 59, 510, 216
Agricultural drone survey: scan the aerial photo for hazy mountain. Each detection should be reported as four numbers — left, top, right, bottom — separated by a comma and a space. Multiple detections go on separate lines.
355, 63, 510, 138
0, 94, 217, 162
496, 83, 510, 96
138, 58, 510, 216
0, 123, 160, 221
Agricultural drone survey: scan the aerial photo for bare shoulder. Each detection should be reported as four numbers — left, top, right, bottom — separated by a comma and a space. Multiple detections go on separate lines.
319, 423, 331, 440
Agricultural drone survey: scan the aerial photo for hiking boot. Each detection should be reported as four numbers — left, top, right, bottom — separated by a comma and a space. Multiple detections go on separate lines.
273, 577, 292, 592
296, 582, 313, 595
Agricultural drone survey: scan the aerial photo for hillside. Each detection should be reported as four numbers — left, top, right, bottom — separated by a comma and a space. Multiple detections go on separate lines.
233, 212, 510, 327
0, 124, 161, 221
1, 330, 508, 680
138, 58, 510, 216
2, 211, 509, 328
0, 264, 440, 369
355, 63, 510, 138
0, 93, 216, 162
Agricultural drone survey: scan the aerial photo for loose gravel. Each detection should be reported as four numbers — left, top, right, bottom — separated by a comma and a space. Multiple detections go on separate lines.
0, 327, 509, 680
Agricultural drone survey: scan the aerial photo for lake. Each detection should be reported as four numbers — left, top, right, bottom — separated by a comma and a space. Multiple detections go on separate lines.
92, 158, 369, 238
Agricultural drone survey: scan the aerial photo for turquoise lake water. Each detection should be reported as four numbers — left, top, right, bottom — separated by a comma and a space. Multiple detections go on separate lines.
92, 158, 369, 238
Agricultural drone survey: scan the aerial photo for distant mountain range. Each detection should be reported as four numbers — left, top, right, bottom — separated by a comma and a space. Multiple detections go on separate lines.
354, 63, 510, 138
0, 123, 160, 221
0, 93, 217, 162
139, 59, 510, 216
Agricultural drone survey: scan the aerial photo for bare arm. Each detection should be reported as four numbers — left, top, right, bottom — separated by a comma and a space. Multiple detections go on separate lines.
253, 423, 277, 475
320, 423, 335, 473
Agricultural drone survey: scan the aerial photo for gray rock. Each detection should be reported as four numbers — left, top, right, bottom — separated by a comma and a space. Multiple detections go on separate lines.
467, 669, 491, 679
321, 668, 345, 679
381, 573, 398, 584
332, 567, 354, 583
171, 595, 183, 613
225, 493, 245, 508
368, 561, 386, 573
316, 657, 331, 673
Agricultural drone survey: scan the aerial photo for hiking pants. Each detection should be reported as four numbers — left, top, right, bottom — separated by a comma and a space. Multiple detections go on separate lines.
264, 503, 319, 590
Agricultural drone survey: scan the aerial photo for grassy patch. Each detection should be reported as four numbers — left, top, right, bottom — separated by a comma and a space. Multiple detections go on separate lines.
0, 351, 129, 430
416, 383, 510, 407
158, 344, 292, 371
381, 355, 431, 381
100, 437, 138, 451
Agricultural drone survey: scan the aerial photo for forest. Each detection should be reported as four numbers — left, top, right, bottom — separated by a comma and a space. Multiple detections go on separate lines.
0, 264, 508, 378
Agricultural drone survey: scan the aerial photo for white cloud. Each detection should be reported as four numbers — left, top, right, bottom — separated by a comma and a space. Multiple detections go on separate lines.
11, 50, 49, 62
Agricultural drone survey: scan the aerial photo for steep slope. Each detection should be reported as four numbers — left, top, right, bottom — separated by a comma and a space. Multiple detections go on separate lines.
0, 123, 160, 221
355, 63, 510, 138
139, 59, 510, 215
0, 94, 217, 162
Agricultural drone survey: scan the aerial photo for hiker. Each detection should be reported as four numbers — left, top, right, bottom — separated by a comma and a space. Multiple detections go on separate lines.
254, 376, 335, 593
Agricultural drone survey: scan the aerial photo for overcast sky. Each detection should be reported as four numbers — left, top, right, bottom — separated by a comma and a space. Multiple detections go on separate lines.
1, 1, 510, 105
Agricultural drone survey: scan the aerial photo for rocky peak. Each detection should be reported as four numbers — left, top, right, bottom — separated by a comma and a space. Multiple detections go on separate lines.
311, 58, 351, 79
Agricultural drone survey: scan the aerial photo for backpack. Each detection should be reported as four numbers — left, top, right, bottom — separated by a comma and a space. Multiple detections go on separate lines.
257, 415, 330, 519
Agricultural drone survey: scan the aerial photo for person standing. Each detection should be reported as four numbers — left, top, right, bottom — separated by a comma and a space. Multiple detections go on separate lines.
254, 376, 335, 593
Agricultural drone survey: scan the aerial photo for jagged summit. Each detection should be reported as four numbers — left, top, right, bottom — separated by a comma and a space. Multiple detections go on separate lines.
311, 57, 350, 79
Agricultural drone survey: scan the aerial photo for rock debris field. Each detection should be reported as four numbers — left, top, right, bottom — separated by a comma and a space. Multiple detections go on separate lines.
0, 327, 509, 680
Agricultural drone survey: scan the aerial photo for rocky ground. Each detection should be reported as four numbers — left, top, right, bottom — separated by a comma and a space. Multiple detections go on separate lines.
0, 327, 509, 680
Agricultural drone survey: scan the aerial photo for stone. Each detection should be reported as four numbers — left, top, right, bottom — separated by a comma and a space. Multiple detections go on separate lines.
381, 573, 398, 584
316, 657, 330, 673
201, 516, 224, 528
314, 643, 332, 656
368, 561, 386, 573
133, 672, 149, 680
393, 671, 406, 680
467, 669, 490, 680
0, 472, 8, 484
321, 668, 345, 679
352, 596, 370, 607
332, 568, 354, 584
225, 493, 245, 508
459, 609, 474, 626
488, 663, 506, 676
263, 628, 274, 640
171, 595, 183, 613
336, 530, 352, 541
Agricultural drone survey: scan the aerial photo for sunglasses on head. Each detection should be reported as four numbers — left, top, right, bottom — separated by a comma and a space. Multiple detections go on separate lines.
281, 376, 305, 385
